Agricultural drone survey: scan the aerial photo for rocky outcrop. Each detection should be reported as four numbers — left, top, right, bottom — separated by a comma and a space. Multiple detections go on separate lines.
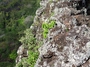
33, 0, 90, 67
16, 45, 28, 63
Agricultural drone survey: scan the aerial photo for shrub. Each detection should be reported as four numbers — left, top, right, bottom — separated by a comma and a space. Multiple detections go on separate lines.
9, 50, 17, 60
15, 61, 23, 67
16, 29, 41, 67
27, 51, 39, 67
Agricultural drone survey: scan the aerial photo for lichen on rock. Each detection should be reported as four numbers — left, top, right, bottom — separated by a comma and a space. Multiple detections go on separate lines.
33, 0, 90, 67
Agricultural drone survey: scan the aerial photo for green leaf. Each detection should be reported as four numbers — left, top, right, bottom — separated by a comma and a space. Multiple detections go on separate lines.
42, 20, 55, 38
49, 20, 55, 28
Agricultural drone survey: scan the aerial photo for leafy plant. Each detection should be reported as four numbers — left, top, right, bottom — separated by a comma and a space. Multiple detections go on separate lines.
48, 20, 55, 28
9, 50, 17, 60
15, 61, 23, 67
20, 29, 36, 48
42, 20, 55, 38
16, 29, 41, 67
27, 51, 39, 67
0, 0, 40, 66
0, 62, 15, 67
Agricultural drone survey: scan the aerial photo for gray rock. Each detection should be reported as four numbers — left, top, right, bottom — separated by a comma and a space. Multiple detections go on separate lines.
34, 0, 90, 67
16, 45, 28, 63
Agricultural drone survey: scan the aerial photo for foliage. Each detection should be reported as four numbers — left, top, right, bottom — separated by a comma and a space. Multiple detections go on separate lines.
9, 50, 17, 60
42, 20, 56, 38
0, 62, 15, 67
0, 45, 10, 59
0, 0, 40, 67
27, 51, 39, 67
16, 29, 41, 67
16, 61, 23, 67
20, 29, 36, 47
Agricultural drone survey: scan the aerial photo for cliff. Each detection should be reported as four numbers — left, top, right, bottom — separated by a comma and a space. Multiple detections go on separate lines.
16, 0, 90, 67
33, 0, 90, 67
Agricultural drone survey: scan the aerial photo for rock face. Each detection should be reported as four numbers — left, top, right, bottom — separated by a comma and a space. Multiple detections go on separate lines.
16, 45, 28, 63
33, 0, 90, 67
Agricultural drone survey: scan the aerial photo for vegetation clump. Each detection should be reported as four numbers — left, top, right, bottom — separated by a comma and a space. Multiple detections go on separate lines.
42, 20, 56, 38
16, 29, 41, 67
0, 0, 40, 67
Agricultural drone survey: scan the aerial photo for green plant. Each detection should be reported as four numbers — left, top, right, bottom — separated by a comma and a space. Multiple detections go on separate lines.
48, 20, 56, 28
9, 50, 17, 60
16, 29, 41, 67
42, 20, 55, 38
15, 61, 23, 67
17, 16, 25, 25
0, 0, 40, 66
27, 51, 39, 67
20, 29, 36, 48
0, 62, 15, 67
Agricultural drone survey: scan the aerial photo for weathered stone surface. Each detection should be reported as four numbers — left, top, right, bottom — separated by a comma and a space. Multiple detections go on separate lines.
16, 45, 28, 63
34, 0, 90, 67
